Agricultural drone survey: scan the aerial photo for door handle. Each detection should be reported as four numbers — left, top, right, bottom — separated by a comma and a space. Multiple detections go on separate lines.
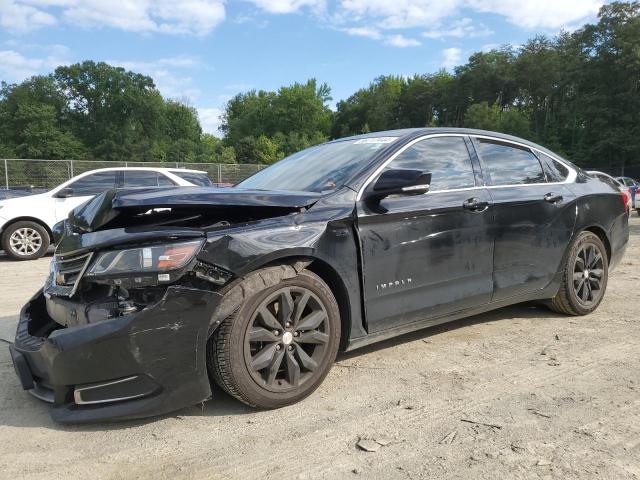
544, 192, 563, 204
463, 197, 489, 212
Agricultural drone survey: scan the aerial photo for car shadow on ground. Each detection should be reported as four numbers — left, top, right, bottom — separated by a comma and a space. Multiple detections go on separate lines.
0, 302, 564, 432
0, 251, 53, 262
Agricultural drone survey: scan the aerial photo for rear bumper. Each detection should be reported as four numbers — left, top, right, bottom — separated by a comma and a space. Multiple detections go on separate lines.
10, 286, 222, 424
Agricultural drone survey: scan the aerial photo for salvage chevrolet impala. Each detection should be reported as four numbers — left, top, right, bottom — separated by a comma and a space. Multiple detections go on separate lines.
9, 128, 629, 423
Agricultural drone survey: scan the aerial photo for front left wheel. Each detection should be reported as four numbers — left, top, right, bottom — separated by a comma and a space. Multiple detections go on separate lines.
208, 268, 341, 408
1, 220, 50, 260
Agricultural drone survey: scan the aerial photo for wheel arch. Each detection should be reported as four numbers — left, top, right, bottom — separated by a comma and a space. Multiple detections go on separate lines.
581, 225, 611, 262
258, 255, 353, 351
211, 251, 355, 352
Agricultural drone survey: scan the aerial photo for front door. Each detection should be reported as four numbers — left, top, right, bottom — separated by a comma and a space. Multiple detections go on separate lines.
356, 135, 494, 333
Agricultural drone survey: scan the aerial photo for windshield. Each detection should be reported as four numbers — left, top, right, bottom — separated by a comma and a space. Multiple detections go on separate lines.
236, 137, 398, 193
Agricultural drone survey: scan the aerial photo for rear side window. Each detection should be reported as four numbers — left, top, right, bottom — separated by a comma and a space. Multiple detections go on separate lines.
537, 152, 569, 182
68, 171, 117, 196
171, 171, 213, 187
158, 174, 174, 186
384, 136, 476, 191
123, 171, 163, 187
475, 139, 546, 185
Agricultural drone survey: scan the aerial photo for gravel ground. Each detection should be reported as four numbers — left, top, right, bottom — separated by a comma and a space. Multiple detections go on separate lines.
0, 217, 639, 480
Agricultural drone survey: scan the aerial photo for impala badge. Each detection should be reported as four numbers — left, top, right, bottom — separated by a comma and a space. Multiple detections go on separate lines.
376, 278, 412, 291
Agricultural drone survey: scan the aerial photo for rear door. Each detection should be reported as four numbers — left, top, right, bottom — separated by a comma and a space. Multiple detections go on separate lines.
470, 137, 577, 301
356, 135, 494, 333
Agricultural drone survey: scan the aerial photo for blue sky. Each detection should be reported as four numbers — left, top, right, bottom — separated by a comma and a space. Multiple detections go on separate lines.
0, 0, 607, 135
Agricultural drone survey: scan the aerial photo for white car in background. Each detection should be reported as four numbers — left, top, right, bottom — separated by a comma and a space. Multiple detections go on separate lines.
0, 167, 212, 260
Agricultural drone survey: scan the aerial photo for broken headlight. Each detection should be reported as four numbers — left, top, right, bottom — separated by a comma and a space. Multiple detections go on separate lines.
86, 240, 203, 284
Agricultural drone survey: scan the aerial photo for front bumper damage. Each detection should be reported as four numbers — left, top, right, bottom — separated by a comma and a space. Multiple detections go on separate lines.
10, 285, 222, 424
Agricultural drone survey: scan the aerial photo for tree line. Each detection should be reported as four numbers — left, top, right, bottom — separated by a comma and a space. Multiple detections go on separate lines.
0, 1, 638, 175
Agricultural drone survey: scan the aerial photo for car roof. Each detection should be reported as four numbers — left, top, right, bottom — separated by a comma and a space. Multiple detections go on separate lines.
76, 167, 207, 175
332, 127, 556, 149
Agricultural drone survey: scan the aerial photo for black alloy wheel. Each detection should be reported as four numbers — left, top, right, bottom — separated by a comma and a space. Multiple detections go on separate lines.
208, 268, 340, 408
572, 243, 605, 306
548, 231, 609, 316
245, 287, 330, 392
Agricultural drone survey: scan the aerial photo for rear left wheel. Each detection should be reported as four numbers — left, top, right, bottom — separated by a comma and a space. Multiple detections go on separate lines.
548, 231, 608, 316
208, 268, 341, 408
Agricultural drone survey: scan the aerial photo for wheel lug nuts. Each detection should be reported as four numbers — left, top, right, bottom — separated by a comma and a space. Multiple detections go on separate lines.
288, 345, 294, 351
276, 344, 282, 351
273, 330, 280, 336
293, 331, 299, 337
285, 322, 291, 329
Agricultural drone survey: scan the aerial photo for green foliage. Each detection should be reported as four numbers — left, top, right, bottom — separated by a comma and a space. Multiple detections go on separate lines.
464, 102, 531, 138
221, 79, 332, 162
0, 62, 233, 164
464, 102, 500, 131
332, 2, 640, 174
1, 2, 639, 174
200, 134, 236, 163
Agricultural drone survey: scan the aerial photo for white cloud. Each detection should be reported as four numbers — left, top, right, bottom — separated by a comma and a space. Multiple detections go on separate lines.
385, 34, 421, 47
467, 0, 602, 29
342, 26, 382, 40
197, 107, 224, 136
248, 0, 603, 45
0, 0, 57, 32
244, 0, 325, 14
480, 42, 500, 52
0, 46, 70, 82
106, 56, 204, 100
422, 17, 493, 39
341, 28, 421, 47
335, 0, 603, 30
1, 0, 226, 35
441, 47, 462, 69
338, 0, 459, 29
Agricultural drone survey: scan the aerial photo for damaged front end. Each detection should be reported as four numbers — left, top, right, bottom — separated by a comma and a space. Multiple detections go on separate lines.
10, 187, 319, 423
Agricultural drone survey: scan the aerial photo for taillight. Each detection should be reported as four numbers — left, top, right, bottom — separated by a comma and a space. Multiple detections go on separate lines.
621, 190, 629, 208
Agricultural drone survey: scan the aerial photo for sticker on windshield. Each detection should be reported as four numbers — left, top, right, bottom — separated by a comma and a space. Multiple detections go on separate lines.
353, 137, 398, 144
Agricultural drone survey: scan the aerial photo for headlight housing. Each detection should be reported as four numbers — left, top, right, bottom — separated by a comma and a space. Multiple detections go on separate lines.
87, 240, 203, 283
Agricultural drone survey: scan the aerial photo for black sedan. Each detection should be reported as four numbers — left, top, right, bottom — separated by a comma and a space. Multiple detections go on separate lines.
9, 128, 629, 423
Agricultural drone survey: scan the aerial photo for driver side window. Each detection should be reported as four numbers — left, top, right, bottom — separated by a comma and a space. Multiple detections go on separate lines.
384, 136, 476, 192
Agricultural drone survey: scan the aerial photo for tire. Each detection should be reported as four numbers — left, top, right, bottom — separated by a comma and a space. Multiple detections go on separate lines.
548, 231, 608, 316
1, 221, 50, 260
208, 268, 341, 409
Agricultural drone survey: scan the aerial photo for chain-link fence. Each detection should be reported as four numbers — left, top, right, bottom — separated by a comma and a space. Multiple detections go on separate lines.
0, 159, 266, 191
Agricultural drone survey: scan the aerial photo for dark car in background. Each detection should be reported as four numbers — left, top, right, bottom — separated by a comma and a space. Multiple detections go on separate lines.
0, 189, 33, 200
9, 128, 628, 423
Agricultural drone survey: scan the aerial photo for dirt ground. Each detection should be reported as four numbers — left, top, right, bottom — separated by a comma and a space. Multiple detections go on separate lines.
0, 217, 639, 480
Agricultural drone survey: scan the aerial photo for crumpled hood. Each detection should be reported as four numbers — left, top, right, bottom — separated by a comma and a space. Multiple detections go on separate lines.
68, 187, 322, 233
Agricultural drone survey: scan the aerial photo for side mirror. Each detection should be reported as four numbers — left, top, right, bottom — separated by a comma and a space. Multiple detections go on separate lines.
364, 169, 431, 202
54, 187, 74, 198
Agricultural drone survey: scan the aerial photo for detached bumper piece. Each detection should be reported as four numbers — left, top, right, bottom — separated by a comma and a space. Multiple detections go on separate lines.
9, 287, 223, 424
